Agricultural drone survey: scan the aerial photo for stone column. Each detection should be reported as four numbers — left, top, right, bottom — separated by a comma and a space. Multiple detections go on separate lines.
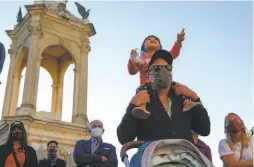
72, 68, 80, 123
72, 43, 89, 124
17, 22, 42, 117
9, 73, 22, 116
32, 56, 43, 106
51, 83, 64, 119
56, 83, 63, 117
51, 83, 57, 115
2, 45, 17, 117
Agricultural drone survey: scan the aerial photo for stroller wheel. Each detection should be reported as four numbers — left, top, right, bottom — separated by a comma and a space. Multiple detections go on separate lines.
132, 107, 151, 119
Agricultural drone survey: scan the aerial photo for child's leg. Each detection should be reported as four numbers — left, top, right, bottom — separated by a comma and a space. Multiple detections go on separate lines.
132, 104, 151, 119
132, 83, 151, 119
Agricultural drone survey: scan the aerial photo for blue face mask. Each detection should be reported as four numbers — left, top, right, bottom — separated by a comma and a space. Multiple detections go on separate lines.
91, 127, 103, 138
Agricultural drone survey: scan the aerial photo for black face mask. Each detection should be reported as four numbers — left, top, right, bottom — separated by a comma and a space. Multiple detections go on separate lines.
10, 132, 23, 141
48, 148, 57, 159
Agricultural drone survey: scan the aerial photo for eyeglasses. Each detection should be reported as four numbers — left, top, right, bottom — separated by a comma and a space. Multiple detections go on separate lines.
147, 65, 172, 74
226, 119, 242, 125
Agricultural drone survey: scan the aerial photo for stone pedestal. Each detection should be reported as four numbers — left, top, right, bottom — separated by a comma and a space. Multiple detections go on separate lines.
16, 105, 36, 117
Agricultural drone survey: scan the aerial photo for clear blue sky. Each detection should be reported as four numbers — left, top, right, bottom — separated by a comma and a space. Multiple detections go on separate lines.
0, 1, 253, 167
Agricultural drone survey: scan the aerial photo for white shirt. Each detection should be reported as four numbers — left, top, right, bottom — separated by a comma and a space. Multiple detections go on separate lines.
218, 135, 253, 161
167, 98, 172, 118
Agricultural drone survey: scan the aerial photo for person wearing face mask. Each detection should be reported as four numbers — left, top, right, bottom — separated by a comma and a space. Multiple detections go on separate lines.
0, 121, 38, 167
117, 49, 210, 145
39, 140, 66, 167
192, 130, 213, 162
73, 120, 118, 167
218, 113, 253, 167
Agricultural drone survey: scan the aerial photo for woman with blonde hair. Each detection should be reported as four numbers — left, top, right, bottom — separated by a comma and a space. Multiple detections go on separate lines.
218, 113, 253, 167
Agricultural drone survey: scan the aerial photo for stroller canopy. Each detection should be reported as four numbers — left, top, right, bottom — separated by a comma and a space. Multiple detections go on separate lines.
141, 139, 214, 167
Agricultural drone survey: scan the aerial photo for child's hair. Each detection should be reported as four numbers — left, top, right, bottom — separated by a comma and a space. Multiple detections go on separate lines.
141, 35, 162, 51
224, 113, 250, 150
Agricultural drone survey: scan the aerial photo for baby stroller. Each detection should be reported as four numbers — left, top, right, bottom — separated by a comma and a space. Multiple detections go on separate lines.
120, 139, 215, 167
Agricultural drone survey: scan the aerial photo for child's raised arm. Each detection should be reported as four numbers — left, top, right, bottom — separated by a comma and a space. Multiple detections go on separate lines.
170, 29, 185, 60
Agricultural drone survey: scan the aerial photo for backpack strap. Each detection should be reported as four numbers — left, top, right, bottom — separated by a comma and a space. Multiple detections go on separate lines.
11, 150, 22, 167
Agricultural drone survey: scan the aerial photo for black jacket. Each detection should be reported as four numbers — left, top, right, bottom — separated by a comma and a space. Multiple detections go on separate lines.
117, 87, 210, 145
0, 143, 38, 167
39, 158, 66, 167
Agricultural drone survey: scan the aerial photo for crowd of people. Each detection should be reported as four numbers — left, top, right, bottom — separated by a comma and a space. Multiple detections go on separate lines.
0, 114, 252, 167
0, 120, 118, 167
0, 32, 253, 167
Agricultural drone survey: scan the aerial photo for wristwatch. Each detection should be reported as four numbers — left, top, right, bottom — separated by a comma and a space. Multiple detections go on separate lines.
192, 97, 201, 103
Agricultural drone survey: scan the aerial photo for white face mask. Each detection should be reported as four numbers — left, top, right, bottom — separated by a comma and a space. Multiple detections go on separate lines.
91, 127, 103, 138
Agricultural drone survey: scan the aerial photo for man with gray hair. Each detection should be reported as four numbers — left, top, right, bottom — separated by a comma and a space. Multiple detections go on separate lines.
73, 120, 118, 167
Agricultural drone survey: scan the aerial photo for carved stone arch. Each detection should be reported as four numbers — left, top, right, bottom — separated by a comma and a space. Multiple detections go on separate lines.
15, 47, 28, 75
20, 63, 27, 75
40, 66, 54, 83
39, 44, 75, 84
16, 44, 24, 60
58, 61, 73, 85
36, 144, 47, 161
38, 38, 59, 58
58, 146, 70, 162
38, 39, 78, 68
60, 41, 79, 68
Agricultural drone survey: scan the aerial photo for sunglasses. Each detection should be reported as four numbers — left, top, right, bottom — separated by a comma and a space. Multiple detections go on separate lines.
225, 119, 243, 133
228, 130, 241, 134
11, 132, 23, 137
147, 65, 172, 74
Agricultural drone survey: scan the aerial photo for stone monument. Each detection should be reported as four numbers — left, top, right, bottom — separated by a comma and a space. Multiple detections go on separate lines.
1, 1, 96, 166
